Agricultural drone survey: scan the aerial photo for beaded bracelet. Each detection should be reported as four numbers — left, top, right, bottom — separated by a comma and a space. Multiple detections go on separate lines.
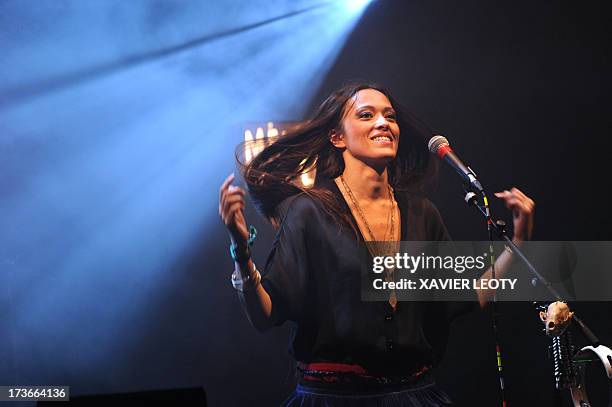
229, 226, 257, 263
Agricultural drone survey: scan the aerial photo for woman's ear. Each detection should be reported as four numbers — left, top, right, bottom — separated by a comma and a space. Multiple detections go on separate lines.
330, 130, 345, 148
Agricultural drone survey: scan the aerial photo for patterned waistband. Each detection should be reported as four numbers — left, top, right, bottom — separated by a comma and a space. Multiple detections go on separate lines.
297, 361, 432, 387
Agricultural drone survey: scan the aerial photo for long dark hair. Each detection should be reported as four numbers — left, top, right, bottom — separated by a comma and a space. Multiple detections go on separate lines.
238, 82, 435, 228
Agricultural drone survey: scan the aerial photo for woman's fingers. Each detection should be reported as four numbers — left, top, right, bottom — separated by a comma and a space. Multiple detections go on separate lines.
223, 202, 245, 225
509, 187, 529, 202
229, 185, 246, 196
221, 202, 244, 225
219, 173, 249, 243
219, 182, 245, 215
225, 202, 249, 242
222, 195, 245, 216
499, 197, 525, 213
508, 188, 535, 210
219, 174, 234, 214
219, 173, 237, 208
219, 173, 235, 194
493, 190, 508, 197
494, 189, 534, 211
494, 187, 535, 241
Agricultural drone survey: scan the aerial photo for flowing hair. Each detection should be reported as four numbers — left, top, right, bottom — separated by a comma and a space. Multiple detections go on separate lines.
237, 82, 436, 230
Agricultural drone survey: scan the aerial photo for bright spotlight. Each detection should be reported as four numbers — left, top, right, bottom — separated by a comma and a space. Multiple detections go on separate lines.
344, 0, 372, 13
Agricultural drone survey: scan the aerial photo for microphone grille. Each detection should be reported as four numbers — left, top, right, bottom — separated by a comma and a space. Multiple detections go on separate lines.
428, 135, 449, 154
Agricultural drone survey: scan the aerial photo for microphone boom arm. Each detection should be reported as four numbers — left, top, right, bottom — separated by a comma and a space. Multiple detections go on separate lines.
464, 191, 600, 346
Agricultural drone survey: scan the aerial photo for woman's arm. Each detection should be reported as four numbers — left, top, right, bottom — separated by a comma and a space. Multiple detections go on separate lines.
234, 258, 274, 331
476, 187, 535, 308
475, 238, 522, 308
219, 173, 274, 331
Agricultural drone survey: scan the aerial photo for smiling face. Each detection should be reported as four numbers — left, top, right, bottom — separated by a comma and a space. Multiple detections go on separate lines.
331, 88, 400, 169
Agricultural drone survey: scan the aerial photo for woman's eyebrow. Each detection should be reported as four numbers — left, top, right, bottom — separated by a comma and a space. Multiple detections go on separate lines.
355, 104, 395, 111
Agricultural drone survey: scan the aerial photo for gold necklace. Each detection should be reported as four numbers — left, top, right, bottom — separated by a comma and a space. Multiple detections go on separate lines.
339, 176, 399, 310
339, 176, 396, 242
383, 192, 394, 241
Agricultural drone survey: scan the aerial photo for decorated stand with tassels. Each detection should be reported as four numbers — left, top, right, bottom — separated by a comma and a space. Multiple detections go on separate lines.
536, 301, 612, 407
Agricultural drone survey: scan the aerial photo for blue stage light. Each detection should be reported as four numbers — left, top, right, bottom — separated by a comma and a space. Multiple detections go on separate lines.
344, 0, 372, 13
0, 0, 371, 391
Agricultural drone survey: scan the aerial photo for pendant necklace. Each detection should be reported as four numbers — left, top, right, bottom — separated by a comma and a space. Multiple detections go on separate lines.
339, 176, 399, 309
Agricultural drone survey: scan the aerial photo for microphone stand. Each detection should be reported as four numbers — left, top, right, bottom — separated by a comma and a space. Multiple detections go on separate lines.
466, 190, 612, 407
464, 191, 600, 347
470, 190, 508, 407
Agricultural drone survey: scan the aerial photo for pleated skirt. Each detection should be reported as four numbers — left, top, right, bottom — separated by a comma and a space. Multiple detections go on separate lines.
281, 374, 453, 407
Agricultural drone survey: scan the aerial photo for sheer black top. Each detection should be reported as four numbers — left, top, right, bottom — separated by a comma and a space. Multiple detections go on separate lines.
261, 178, 473, 376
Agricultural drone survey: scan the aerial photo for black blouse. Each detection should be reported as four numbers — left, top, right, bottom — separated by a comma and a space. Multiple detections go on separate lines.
261, 178, 473, 376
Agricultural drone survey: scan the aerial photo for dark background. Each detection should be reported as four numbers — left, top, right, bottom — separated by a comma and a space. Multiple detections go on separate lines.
2, 1, 611, 406
234, 1, 612, 405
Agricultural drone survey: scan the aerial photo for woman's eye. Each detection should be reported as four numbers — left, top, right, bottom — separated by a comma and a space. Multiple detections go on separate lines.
386, 114, 397, 121
358, 111, 373, 119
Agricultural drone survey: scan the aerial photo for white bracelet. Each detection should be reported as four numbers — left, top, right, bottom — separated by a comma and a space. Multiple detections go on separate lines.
231, 267, 261, 292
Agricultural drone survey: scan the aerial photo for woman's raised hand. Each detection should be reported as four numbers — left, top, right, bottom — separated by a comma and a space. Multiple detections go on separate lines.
219, 173, 249, 247
494, 187, 535, 243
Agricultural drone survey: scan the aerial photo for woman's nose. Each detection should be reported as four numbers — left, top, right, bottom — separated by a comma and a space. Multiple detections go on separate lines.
375, 114, 390, 129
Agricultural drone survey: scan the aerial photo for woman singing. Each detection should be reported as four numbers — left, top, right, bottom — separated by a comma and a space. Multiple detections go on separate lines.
218, 83, 534, 406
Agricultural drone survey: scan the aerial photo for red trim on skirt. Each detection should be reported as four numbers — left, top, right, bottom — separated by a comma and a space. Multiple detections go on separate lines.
297, 361, 431, 385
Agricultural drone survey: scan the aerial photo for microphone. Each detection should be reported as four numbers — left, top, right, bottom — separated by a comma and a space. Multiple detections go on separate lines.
428, 135, 484, 193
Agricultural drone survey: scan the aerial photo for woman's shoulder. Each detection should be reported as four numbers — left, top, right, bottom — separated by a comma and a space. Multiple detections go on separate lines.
397, 190, 441, 217
277, 176, 339, 217
397, 191, 450, 240
276, 191, 322, 221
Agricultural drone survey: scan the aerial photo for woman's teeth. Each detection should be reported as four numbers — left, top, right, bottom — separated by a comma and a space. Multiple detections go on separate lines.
373, 136, 392, 142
